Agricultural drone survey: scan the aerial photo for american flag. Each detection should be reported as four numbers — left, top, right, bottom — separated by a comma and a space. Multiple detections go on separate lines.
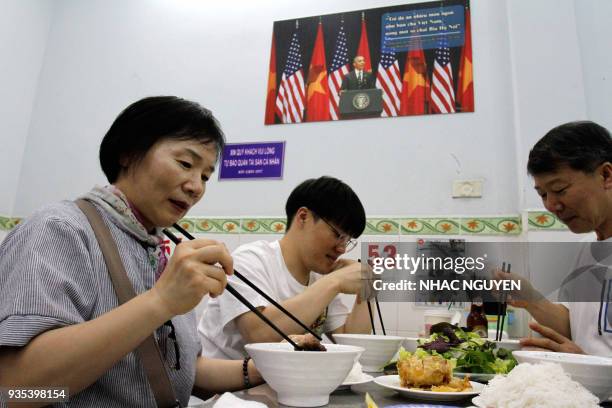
327, 24, 350, 121
375, 49, 402, 117
275, 32, 306, 123
430, 36, 456, 113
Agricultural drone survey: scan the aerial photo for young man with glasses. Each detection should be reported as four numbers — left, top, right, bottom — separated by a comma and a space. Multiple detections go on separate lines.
198, 176, 372, 359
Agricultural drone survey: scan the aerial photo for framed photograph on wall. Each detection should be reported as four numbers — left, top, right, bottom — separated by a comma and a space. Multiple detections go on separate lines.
264, 0, 473, 125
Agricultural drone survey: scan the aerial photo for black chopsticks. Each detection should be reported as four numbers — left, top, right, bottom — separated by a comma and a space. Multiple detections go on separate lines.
169, 223, 322, 342
367, 298, 386, 335
162, 228, 303, 350
495, 262, 511, 341
367, 301, 376, 334
375, 297, 386, 335
359, 258, 386, 335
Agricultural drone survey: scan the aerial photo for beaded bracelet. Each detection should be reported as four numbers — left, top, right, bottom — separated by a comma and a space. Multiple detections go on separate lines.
242, 356, 252, 388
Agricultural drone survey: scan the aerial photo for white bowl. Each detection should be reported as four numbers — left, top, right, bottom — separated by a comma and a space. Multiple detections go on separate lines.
332, 334, 403, 372
403, 336, 420, 352
245, 342, 363, 407
513, 351, 612, 400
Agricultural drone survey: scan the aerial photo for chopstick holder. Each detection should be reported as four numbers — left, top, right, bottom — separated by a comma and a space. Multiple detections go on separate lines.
76, 199, 180, 408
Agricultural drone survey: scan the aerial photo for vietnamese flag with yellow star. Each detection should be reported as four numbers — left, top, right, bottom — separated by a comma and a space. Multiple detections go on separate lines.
264, 33, 277, 124
399, 39, 427, 115
305, 22, 330, 122
456, 6, 473, 112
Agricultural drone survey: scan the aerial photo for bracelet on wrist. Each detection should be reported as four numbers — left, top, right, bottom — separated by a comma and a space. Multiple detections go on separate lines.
242, 356, 252, 388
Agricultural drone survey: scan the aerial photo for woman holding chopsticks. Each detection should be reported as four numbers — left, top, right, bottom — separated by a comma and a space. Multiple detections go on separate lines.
0, 96, 263, 407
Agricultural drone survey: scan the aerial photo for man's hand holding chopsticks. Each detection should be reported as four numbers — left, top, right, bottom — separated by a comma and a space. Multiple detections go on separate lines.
326, 259, 363, 296
492, 268, 543, 308
327, 259, 377, 303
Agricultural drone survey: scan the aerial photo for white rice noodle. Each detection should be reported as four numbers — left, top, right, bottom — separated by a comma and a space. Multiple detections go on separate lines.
472, 362, 599, 408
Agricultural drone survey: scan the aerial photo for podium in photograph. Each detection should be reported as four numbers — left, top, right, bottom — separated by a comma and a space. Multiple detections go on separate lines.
339, 88, 383, 119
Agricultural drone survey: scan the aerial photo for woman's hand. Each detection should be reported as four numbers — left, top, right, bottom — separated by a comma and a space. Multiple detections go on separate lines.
153, 239, 233, 316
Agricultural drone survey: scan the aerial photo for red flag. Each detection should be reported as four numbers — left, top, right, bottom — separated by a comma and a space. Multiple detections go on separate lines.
305, 22, 330, 122
399, 42, 427, 115
356, 15, 372, 72
456, 7, 474, 112
264, 33, 277, 124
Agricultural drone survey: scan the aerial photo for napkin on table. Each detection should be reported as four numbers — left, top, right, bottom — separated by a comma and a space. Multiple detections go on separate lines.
212, 392, 267, 408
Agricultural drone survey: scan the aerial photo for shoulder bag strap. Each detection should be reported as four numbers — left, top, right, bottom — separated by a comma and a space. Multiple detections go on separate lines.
75, 199, 180, 408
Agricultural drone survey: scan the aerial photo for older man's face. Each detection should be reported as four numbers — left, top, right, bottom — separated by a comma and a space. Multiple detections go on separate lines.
533, 164, 612, 236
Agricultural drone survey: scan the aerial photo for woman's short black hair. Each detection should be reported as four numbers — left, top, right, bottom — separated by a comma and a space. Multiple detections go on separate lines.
99, 96, 225, 183
527, 121, 612, 175
285, 176, 366, 238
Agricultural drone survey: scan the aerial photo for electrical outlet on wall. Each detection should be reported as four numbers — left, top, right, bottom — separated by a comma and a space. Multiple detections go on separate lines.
452, 180, 483, 198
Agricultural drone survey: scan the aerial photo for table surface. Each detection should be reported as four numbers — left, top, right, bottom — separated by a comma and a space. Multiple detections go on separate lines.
202, 378, 477, 407
201, 377, 612, 408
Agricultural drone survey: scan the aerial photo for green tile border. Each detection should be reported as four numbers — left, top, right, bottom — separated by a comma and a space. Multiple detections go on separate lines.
241, 218, 286, 234
527, 211, 567, 230
364, 219, 399, 235
400, 218, 460, 235
0, 213, 566, 235
0, 216, 21, 231
460, 217, 521, 235
175, 218, 241, 234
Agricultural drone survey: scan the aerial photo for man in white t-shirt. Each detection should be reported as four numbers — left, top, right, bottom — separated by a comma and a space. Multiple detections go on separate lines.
517, 121, 612, 356
198, 176, 372, 359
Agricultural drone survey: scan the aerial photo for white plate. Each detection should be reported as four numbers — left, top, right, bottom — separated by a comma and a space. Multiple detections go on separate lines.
336, 373, 374, 390
471, 396, 486, 407
374, 375, 483, 402
453, 371, 497, 382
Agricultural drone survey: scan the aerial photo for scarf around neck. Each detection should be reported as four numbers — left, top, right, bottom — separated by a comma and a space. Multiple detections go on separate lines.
81, 185, 169, 280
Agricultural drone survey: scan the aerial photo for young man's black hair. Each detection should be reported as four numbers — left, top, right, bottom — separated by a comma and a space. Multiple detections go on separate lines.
99, 96, 225, 183
527, 120, 612, 176
285, 176, 366, 238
